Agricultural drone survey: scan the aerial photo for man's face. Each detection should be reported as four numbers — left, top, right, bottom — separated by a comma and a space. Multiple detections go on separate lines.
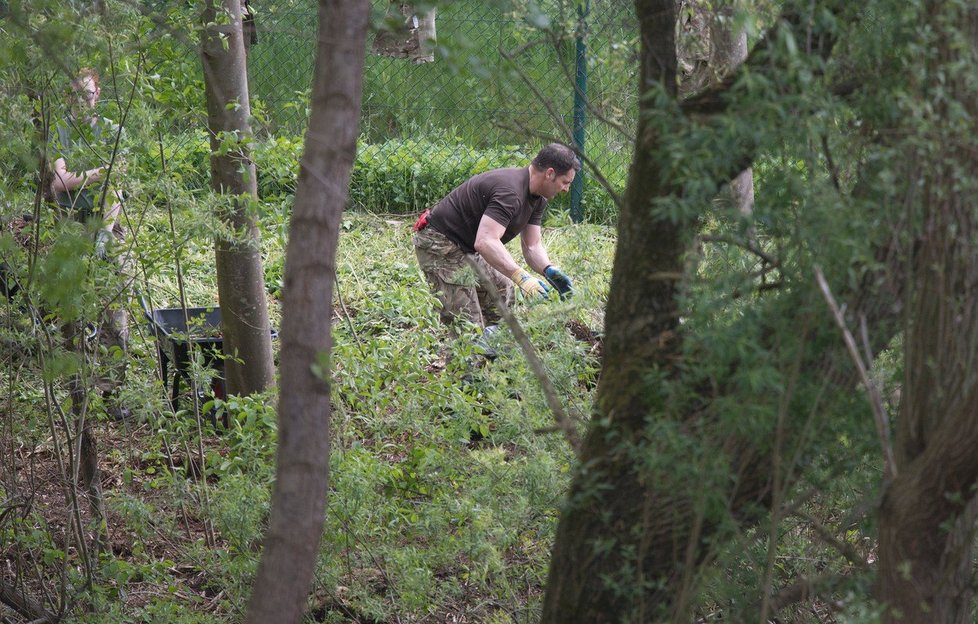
541, 168, 576, 200
73, 76, 100, 112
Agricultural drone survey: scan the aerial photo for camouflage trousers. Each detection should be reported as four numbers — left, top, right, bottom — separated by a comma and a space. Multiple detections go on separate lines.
413, 226, 514, 329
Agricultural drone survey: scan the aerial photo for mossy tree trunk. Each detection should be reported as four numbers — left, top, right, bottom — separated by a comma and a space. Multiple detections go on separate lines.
540, 1, 864, 621
542, 0, 978, 620
541, 3, 687, 618
877, 5, 978, 621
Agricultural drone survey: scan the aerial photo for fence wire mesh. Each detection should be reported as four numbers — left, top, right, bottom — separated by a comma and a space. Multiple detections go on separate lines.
2, 0, 638, 224
244, 0, 636, 222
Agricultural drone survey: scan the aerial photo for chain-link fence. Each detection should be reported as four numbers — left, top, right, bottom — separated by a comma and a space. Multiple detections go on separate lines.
245, 0, 637, 222
1, 1, 638, 224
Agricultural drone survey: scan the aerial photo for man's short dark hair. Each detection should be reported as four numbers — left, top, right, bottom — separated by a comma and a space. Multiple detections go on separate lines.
531, 143, 581, 175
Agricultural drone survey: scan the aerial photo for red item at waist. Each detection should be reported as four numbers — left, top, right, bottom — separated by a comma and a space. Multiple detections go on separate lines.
412, 208, 431, 232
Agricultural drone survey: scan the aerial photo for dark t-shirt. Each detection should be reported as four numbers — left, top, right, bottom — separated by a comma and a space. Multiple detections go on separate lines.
49, 115, 121, 215
427, 167, 547, 254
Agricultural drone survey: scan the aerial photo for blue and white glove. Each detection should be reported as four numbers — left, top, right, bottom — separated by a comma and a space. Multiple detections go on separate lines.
544, 265, 574, 300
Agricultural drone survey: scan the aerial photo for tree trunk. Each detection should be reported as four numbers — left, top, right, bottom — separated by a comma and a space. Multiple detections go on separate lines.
201, 0, 274, 396
678, 0, 753, 216
541, 3, 685, 620
540, 2, 867, 622
877, 7, 978, 619
244, 1, 368, 622
711, 9, 753, 217
77, 408, 107, 552
878, 208, 978, 621
63, 322, 107, 556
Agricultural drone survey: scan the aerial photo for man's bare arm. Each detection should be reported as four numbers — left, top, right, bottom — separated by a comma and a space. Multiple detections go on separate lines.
520, 224, 552, 274
474, 216, 521, 276
51, 157, 105, 193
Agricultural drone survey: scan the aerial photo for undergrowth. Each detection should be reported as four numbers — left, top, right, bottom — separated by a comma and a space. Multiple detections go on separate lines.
0, 197, 613, 622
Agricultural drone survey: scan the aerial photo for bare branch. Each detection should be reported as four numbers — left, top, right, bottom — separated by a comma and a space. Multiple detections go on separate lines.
700, 234, 780, 267
465, 257, 581, 454
814, 266, 897, 480
498, 43, 627, 211
495, 120, 623, 210
540, 28, 637, 144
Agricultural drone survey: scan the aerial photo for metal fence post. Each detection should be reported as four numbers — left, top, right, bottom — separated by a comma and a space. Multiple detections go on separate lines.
570, 0, 590, 223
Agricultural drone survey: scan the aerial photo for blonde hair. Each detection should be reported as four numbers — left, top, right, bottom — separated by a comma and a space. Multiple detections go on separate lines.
73, 67, 100, 89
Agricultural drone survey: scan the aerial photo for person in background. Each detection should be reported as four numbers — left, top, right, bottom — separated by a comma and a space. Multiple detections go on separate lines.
51, 68, 125, 255
412, 142, 578, 359
50, 67, 131, 419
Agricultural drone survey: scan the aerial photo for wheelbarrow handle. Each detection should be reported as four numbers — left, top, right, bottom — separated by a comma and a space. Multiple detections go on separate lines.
135, 289, 154, 323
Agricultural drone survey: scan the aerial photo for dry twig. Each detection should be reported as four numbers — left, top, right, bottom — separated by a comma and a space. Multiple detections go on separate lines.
814, 266, 896, 481
466, 258, 581, 454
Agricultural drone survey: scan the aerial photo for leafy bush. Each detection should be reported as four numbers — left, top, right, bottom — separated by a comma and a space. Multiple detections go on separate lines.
130, 129, 212, 194
138, 128, 623, 223
350, 138, 527, 214
251, 134, 305, 199
251, 133, 622, 222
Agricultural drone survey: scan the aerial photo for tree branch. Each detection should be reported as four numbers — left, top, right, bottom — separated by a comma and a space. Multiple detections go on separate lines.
0, 576, 54, 623
466, 258, 582, 454
700, 234, 780, 267
821, 134, 842, 192
541, 29, 636, 144
814, 266, 896, 481
681, 2, 853, 117
790, 508, 871, 570
765, 572, 849, 616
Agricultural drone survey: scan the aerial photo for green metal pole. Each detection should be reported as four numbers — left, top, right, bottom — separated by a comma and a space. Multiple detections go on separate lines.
569, 0, 590, 223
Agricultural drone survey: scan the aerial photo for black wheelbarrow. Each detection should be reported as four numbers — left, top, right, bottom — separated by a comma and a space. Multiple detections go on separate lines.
141, 299, 227, 412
